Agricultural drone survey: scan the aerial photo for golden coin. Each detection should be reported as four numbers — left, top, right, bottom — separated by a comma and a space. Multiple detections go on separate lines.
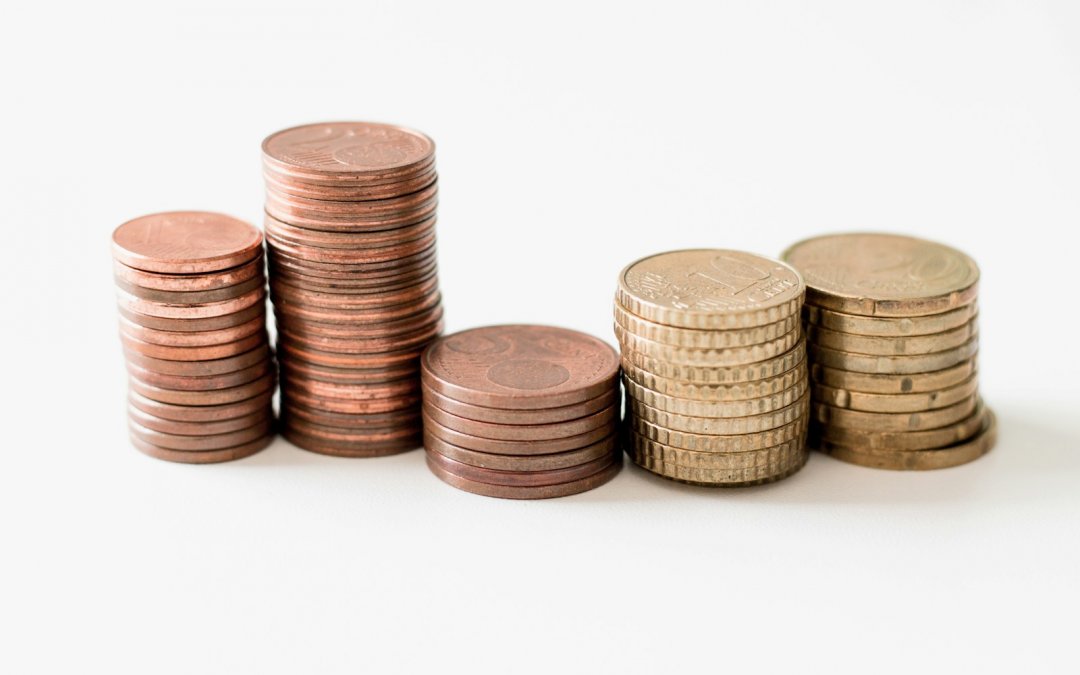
628, 391, 808, 435
807, 318, 976, 356
615, 249, 804, 329
627, 430, 806, 470
622, 337, 806, 385
812, 373, 978, 413
614, 302, 799, 349
811, 358, 975, 394
804, 302, 977, 337
808, 335, 978, 374
623, 369, 807, 417
817, 408, 996, 470
628, 413, 808, 453
630, 442, 808, 486
615, 323, 800, 367
622, 359, 805, 401
812, 394, 977, 432
814, 401, 987, 451
782, 233, 979, 317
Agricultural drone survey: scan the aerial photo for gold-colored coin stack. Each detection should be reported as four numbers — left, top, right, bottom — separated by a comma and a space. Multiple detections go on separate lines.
614, 249, 810, 486
782, 233, 995, 470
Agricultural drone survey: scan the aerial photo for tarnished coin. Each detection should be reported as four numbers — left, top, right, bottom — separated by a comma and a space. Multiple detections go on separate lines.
812, 394, 977, 432
113, 255, 263, 293
422, 403, 616, 442
130, 434, 272, 464
621, 359, 804, 402
129, 387, 274, 423
814, 401, 988, 451
120, 330, 267, 362
810, 358, 976, 395
614, 303, 800, 349
804, 302, 977, 337
114, 274, 264, 305
422, 386, 618, 425
117, 301, 265, 332
112, 212, 263, 274
622, 337, 806, 385
628, 392, 809, 435
116, 286, 266, 320
615, 323, 801, 367
627, 431, 806, 470
811, 373, 978, 413
129, 405, 271, 436
426, 449, 615, 488
808, 336, 978, 374
627, 413, 808, 453
423, 431, 617, 471
623, 370, 807, 417
807, 318, 977, 356
423, 411, 613, 456
127, 371, 275, 406
616, 250, 804, 329
426, 454, 621, 500
782, 233, 979, 317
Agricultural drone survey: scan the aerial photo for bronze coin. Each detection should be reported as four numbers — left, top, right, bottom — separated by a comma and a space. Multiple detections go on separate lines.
422, 410, 614, 455
266, 230, 436, 265
129, 387, 274, 423
127, 359, 272, 391
423, 402, 617, 442
114, 274, 264, 305
264, 198, 438, 233
426, 448, 616, 488
281, 425, 421, 458
119, 313, 266, 348
274, 304, 442, 339
130, 434, 273, 464
421, 385, 618, 425
281, 386, 421, 415
425, 454, 621, 499
281, 397, 420, 429
124, 343, 271, 377
129, 404, 271, 436
112, 211, 263, 274
421, 325, 620, 410
279, 358, 418, 385
117, 301, 265, 332
130, 418, 273, 451
263, 166, 437, 201
276, 321, 440, 355
116, 286, 266, 320
120, 330, 267, 362
423, 431, 618, 471
276, 339, 422, 368
128, 370, 276, 406
261, 122, 435, 180
264, 212, 436, 249
113, 255, 263, 292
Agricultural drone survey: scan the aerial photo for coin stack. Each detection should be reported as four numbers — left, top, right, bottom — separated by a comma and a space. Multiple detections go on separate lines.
261, 122, 443, 457
112, 212, 276, 463
420, 325, 622, 499
614, 250, 810, 486
782, 233, 995, 470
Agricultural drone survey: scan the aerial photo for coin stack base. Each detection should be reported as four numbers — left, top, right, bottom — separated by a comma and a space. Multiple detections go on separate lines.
112, 212, 276, 464
783, 233, 994, 470
421, 326, 621, 499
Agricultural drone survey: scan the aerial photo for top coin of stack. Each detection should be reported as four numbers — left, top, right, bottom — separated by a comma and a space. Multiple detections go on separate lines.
261, 122, 443, 458
112, 212, 276, 464
614, 250, 810, 486
781, 233, 995, 470
420, 325, 622, 499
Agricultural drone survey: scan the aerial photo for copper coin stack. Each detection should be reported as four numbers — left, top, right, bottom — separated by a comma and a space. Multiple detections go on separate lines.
420, 325, 622, 499
782, 233, 995, 470
112, 212, 276, 463
261, 122, 443, 457
614, 250, 810, 486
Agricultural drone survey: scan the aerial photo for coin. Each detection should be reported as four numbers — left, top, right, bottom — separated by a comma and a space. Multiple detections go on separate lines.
808, 336, 978, 375
628, 392, 809, 435
423, 402, 616, 442
114, 274, 265, 305
423, 431, 618, 471
421, 386, 617, 425
112, 212, 263, 274
811, 373, 979, 413
130, 434, 272, 464
621, 359, 804, 402
810, 358, 976, 394
116, 286, 266, 320
804, 302, 977, 337
119, 313, 266, 349
113, 255, 263, 293
627, 413, 808, 453
279, 359, 417, 385
621, 337, 806, 385
615, 323, 801, 367
426, 447, 616, 488
807, 318, 977, 356
119, 330, 267, 362
627, 431, 806, 470
423, 411, 613, 456
812, 394, 977, 432
262, 121, 435, 181
128, 388, 274, 423
283, 387, 420, 415
129, 405, 270, 436
280, 399, 420, 429
629, 451, 807, 487
814, 401, 988, 451
425, 454, 621, 500
280, 425, 421, 458
126, 360, 273, 391
129, 418, 273, 451
127, 371, 276, 406
623, 371, 807, 417
614, 303, 800, 349
117, 302, 265, 332
123, 344, 272, 377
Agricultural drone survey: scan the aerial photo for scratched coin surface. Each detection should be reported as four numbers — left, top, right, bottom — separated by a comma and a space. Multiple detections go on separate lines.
112, 211, 264, 274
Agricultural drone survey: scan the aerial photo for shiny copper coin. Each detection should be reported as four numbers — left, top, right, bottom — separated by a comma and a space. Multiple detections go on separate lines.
264, 154, 436, 188
282, 373, 420, 401
114, 274, 264, 306
422, 411, 613, 455
269, 260, 438, 293
267, 246, 437, 279
129, 404, 271, 436
270, 274, 438, 309
275, 304, 442, 339
118, 302, 265, 332
282, 387, 420, 415
262, 121, 435, 180
277, 322, 440, 356
271, 291, 440, 325
120, 330, 267, 362
130, 418, 273, 451
281, 398, 420, 429
124, 343, 271, 377
266, 230, 436, 265
276, 339, 422, 369
116, 287, 266, 320
129, 387, 274, 423
113, 255, 263, 292
129, 371, 275, 406
119, 313, 266, 348
127, 359, 273, 391
264, 212, 436, 249
426, 455, 621, 500
282, 416, 419, 443
421, 386, 617, 425
131, 434, 272, 464
424, 431, 618, 472
264, 198, 438, 233
265, 182, 438, 219
281, 425, 421, 458
266, 241, 437, 273
112, 211, 263, 274
279, 358, 418, 385
263, 166, 437, 201
423, 402, 616, 442
426, 448, 615, 488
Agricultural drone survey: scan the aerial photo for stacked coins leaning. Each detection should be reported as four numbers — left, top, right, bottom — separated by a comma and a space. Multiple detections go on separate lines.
420, 325, 622, 499
261, 122, 443, 457
782, 233, 995, 470
614, 250, 810, 486
112, 212, 276, 463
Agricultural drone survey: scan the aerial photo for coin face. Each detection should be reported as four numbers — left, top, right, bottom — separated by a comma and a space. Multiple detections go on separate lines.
782, 233, 979, 316
263, 122, 434, 176
617, 249, 804, 329
112, 212, 263, 274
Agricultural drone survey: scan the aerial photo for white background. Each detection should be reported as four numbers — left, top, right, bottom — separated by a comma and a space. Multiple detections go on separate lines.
3, 1, 1078, 673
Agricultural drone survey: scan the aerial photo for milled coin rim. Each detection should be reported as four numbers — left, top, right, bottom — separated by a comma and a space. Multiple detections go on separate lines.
623, 369, 808, 418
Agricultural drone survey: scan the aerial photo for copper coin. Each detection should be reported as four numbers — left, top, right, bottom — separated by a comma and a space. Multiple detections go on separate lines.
117, 302, 265, 332
426, 454, 621, 500
266, 241, 437, 273
267, 246, 437, 279
282, 416, 420, 444
266, 230, 436, 265
124, 343, 271, 377
115, 274, 264, 305
423, 430, 618, 471
276, 339, 422, 368
274, 304, 442, 339
262, 121, 435, 179
281, 398, 420, 429
277, 322, 440, 355
423, 402, 617, 442
130, 418, 273, 451
269, 260, 438, 293
119, 313, 266, 348
270, 274, 438, 309
264, 198, 438, 233
129, 387, 274, 423
116, 286, 266, 320
112, 211, 263, 274
271, 291, 440, 325
263, 166, 437, 201
422, 411, 614, 455
281, 386, 421, 415
282, 373, 419, 401
113, 255, 263, 292
131, 434, 272, 464
426, 447, 616, 488
264, 154, 436, 187
120, 330, 267, 362
265, 212, 436, 249
421, 386, 618, 425
421, 325, 620, 410
128, 370, 275, 406
129, 404, 271, 436
265, 183, 438, 220
127, 359, 272, 391
281, 427, 421, 458
279, 359, 418, 385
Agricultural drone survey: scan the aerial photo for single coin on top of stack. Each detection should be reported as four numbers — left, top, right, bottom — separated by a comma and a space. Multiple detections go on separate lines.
261, 122, 444, 457
782, 232, 995, 470
614, 249, 810, 486
420, 325, 621, 499
112, 212, 276, 463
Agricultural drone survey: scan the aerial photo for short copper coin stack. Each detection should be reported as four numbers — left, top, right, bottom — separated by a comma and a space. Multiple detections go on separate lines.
420, 325, 622, 499
782, 233, 995, 470
261, 122, 443, 457
112, 212, 276, 463
615, 250, 810, 486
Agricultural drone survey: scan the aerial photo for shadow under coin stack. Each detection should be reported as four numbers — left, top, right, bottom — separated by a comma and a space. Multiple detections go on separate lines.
261, 122, 443, 457
112, 212, 276, 463
615, 250, 810, 486
420, 326, 622, 499
782, 233, 995, 470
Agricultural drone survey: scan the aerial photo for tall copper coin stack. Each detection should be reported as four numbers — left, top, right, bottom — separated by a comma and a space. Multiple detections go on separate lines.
782, 233, 995, 470
261, 122, 443, 457
112, 212, 276, 463
614, 250, 810, 486
420, 325, 622, 499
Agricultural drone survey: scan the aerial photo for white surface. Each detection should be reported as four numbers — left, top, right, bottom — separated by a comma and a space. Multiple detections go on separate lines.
3, 1, 1079, 673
